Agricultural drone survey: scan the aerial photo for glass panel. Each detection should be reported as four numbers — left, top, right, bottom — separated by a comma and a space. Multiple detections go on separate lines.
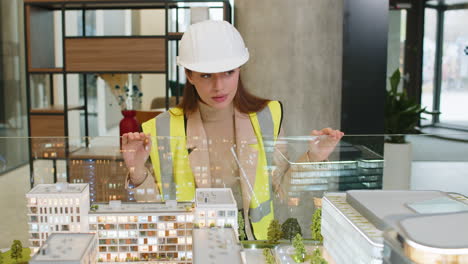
439, 9, 468, 127
421, 8, 437, 124
1, 134, 468, 263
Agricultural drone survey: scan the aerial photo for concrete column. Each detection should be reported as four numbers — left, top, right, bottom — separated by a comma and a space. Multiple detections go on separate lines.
235, 0, 343, 135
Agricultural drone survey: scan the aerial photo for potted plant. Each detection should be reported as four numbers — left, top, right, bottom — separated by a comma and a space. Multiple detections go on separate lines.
383, 69, 425, 189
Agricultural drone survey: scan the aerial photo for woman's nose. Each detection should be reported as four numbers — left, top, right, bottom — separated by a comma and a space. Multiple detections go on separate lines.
213, 76, 224, 91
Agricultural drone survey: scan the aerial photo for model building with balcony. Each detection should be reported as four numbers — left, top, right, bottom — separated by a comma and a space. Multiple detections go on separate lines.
27, 184, 241, 263
89, 200, 194, 263
26, 183, 90, 254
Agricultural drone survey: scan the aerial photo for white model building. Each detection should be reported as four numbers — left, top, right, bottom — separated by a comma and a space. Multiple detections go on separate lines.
322, 190, 468, 264
192, 227, 245, 264
88, 200, 194, 263
27, 184, 245, 264
194, 188, 238, 231
29, 233, 97, 264
26, 183, 90, 254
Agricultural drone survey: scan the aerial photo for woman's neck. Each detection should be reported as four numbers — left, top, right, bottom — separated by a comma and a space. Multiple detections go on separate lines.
198, 101, 234, 122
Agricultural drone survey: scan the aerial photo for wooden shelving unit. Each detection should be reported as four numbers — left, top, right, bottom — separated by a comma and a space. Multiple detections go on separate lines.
24, 0, 232, 188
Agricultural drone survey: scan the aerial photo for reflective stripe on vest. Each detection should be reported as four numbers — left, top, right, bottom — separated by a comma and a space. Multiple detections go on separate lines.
248, 101, 282, 240
142, 101, 282, 239
142, 108, 195, 202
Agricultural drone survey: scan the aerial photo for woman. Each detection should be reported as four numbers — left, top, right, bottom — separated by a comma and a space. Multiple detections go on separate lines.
122, 20, 343, 240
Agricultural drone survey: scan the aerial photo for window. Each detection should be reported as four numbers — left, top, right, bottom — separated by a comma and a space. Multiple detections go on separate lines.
227, 210, 236, 217
438, 9, 468, 127
217, 210, 225, 217
177, 215, 185, 222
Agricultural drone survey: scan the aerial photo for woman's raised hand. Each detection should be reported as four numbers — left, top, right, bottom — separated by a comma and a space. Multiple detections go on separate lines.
122, 132, 152, 172
307, 128, 344, 162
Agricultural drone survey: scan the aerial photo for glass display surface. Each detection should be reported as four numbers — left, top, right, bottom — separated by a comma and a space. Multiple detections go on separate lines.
1, 133, 467, 264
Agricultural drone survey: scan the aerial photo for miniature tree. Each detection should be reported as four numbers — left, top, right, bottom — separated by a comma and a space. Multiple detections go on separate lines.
282, 218, 302, 242
10, 240, 23, 263
292, 233, 306, 263
310, 248, 328, 264
263, 248, 275, 264
90, 204, 99, 212
267, 219, 282, 244
0, 252, 4, 264
311, 208, 323, 242
238, 213, 246, 241
209, 222, 216, 228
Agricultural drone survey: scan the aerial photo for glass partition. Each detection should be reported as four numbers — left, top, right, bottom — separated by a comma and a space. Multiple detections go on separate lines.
1, 134, 467, 263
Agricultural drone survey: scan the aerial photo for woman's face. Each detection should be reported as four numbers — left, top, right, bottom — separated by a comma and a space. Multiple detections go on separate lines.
186, 68, 240, 109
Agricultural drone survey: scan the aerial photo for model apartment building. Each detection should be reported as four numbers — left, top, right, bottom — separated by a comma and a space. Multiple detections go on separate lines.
194, 188, 238, 231
29, 233, 97, 264
322, 190, 468, 264
26, 183, 90, 254
27, 183, 239, 264
89, 200, 194, 263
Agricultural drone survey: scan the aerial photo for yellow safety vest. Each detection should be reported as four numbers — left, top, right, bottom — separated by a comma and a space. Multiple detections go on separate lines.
141, 100, 282, 240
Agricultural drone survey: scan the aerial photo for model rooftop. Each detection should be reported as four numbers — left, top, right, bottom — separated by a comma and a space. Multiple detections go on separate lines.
193, 228, 244, 264
346, 190, 468, 229
27, 183, 88, 195
30, 233, 95, 263
89, 200, 192, 214
195, 188, 236, 207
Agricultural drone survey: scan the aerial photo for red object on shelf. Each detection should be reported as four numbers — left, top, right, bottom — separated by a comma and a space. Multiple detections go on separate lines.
119, 110, 140, 147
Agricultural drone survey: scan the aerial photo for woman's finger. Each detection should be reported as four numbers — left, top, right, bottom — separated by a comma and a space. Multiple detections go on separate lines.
144, 134, 152, 152
122, 133, 128, 145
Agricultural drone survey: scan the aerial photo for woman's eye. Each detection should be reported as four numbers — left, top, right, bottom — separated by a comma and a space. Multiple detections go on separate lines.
225, 70, 235, 75
201, 74, 211, 79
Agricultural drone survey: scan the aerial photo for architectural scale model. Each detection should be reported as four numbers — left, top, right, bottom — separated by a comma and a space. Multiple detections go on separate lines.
322, 190, 468, 264
29, 233, 97, 264
26, 183, 90, 254
194, 188, 238, 230
27, 183, 242, 264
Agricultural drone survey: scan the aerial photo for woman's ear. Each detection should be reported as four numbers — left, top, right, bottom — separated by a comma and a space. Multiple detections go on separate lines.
185, 69, 194, 85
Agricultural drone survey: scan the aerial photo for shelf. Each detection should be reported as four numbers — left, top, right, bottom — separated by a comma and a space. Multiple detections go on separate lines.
30, 105, 85, 114
168, 32, 184, 40
24, 0, 225, 9
70, 146, 123, 160
65, 37, 166, 72
28, 67, 63, 73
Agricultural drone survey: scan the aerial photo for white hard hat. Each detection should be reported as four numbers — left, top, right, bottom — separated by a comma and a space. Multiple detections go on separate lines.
177, 20, 249, 73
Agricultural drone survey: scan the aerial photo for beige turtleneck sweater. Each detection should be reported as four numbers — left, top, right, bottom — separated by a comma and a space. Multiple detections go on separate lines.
198, 102, 243, 207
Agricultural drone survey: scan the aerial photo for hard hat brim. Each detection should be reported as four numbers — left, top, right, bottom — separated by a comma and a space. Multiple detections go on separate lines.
177, 53, 249, 73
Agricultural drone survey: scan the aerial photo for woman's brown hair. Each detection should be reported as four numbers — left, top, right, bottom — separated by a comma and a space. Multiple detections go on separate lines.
176, 70, 270, 115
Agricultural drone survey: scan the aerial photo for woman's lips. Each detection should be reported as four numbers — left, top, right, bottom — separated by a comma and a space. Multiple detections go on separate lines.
212, 95, 227, 103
